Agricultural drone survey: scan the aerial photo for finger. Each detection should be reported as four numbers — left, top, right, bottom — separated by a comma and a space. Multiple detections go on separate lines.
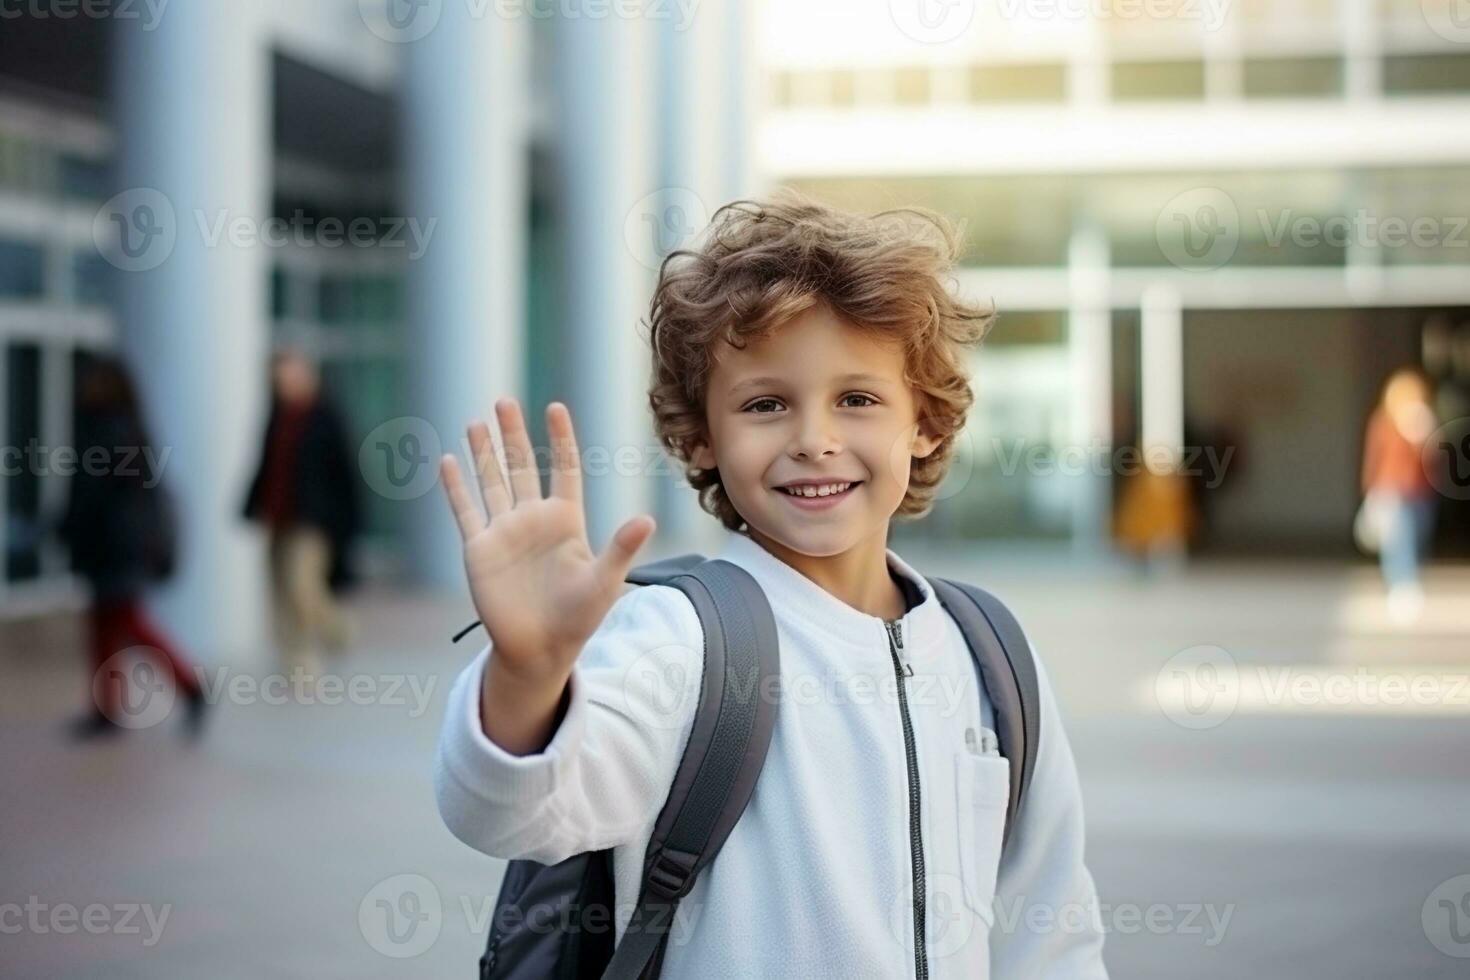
439, 455, 484, 539
595, 515, 656, 590
547, 402, 583, 506
468, 420, 512, 517
496, 398, 543, 505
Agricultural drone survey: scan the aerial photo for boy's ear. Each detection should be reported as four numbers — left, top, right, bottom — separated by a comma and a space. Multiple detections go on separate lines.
690, 434, 716, 472
911, 417, 943, 460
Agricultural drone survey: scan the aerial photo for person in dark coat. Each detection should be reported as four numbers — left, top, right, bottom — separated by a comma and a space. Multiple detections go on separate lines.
242, 349, 361, 669
59, 355, 207, 739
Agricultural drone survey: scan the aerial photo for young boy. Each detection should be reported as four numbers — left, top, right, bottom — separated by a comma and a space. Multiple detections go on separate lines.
433, 192, 1108, 977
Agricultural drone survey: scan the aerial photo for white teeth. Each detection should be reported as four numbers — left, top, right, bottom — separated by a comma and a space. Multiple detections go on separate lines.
781, 482, 852, 497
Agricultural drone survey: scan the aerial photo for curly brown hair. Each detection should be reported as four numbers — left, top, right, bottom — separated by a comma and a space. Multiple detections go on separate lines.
643, 187, 995, 533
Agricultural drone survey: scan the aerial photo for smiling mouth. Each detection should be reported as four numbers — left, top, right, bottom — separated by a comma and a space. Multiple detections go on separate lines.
773, 481, 863, 499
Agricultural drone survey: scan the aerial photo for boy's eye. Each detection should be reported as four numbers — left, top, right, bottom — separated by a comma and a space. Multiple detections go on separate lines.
742, 393, 878, 413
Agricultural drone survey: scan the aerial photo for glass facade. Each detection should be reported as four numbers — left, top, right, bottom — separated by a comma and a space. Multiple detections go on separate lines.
0, 124, 112, 598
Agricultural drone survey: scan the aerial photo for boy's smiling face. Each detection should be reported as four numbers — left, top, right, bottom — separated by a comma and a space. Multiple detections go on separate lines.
691, 302, 941, 559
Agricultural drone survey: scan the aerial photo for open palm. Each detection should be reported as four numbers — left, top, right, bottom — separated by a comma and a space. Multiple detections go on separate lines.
440, 398, 656, 686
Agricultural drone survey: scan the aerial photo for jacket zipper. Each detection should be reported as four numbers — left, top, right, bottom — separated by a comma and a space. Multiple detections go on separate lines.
885, 617, 928, 980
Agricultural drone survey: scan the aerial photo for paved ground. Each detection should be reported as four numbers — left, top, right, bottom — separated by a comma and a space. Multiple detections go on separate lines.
4, 552, 1469, 978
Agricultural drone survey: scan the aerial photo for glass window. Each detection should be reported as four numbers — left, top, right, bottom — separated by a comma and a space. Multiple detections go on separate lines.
71, 250, 112, 307
1111, 60, 1206, 101
0, 239, 45, 298
830, 70, 856, 107
894, 67, 931, 106
1094, 171, 1351, 267
788, 175, 1074, 267
1365, 166, 1470, 266
772, 71, 795, 109
57, 153, 111, 201
1384, 54, 1470, 95
318, 275, 355, 326
1242, 57, 1343, 98
321, 356, 401, 543
270, 265, 290, 320
968, 64, 1067, 104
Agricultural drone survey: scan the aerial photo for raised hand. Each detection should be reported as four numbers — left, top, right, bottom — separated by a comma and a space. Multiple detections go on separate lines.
440, 398, 656, 752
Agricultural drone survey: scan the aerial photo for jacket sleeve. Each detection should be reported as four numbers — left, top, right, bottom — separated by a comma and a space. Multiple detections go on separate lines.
990, 648, 1109, 978
432, 583, 705, 866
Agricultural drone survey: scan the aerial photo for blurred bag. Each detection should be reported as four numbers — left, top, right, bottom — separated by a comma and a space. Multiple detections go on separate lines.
1353, 490, 1394, 556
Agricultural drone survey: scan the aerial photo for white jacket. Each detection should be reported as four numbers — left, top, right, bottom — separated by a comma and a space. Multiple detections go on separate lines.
434, 530, 1108, 979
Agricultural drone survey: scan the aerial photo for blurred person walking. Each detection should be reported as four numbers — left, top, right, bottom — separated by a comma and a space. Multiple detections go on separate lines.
1358, 368, 1439, 623
242, 349, 360, 671
58, 355, 208, 740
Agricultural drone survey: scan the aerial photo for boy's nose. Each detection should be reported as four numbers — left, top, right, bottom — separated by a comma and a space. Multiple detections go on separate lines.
790, 414, 843, 460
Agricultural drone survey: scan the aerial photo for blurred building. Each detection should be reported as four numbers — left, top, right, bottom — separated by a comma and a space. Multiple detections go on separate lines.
0, 0, 752, 655
761, 0, 1470, 556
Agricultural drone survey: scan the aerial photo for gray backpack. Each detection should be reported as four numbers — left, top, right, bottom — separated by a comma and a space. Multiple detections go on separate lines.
456, 553, 1042, 980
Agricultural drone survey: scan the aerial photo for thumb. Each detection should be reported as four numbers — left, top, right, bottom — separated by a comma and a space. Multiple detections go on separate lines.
595, 514, 657, 587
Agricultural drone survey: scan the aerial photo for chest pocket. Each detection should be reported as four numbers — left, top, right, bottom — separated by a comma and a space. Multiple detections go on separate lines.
954, 751, 1010, 924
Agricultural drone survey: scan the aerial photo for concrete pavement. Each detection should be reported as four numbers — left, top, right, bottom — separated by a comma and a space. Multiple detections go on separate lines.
3, 556, 1468, 978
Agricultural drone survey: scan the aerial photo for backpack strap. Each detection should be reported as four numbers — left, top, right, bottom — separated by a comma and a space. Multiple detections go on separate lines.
926, 578, 1041, 852
601, 557, 780, 980
623, 552, 709, 586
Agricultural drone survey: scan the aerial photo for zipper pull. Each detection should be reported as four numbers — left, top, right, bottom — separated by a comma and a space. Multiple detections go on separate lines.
885, 619, 905, 652
885, 620, 913, 677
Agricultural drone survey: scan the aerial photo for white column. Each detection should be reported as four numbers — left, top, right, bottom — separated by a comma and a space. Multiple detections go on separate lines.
721, 0, 760, 200
1342, 0, 1382, 103
553, 12, 657, 549
1067, 224, 1112, 551
109, 7, 270, 662
401, 7, 529, 589
1139, 282, 1185, 466
652, 1, 730, 555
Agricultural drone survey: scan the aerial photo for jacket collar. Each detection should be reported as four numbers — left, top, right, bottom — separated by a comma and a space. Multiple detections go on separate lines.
712, 531, 949, 660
